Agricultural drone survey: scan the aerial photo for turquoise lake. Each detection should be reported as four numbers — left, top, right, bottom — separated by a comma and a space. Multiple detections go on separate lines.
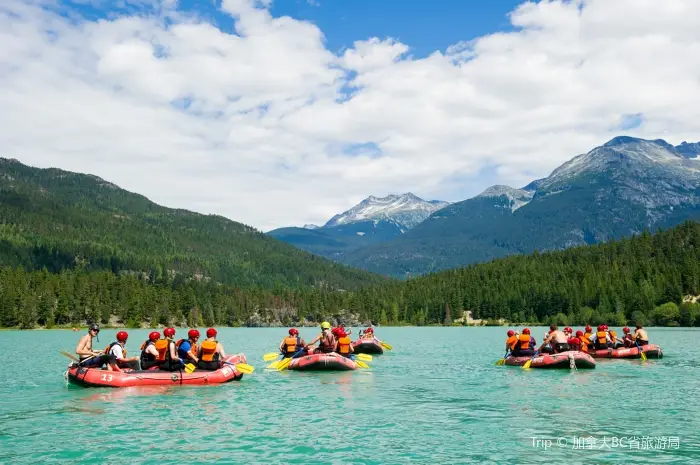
0, 327, 698, 464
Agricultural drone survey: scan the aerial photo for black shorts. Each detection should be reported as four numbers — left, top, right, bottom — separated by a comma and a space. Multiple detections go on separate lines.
553, 343, 570, 353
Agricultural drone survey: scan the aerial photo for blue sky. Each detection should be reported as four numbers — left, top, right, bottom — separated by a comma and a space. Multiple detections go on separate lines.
60, 0, 524, 57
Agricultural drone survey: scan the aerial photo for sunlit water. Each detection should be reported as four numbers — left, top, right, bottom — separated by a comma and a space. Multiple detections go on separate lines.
0, 327, 697, 464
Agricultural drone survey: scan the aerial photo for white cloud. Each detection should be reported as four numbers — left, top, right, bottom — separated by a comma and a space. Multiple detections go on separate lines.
1, 0, 700, 231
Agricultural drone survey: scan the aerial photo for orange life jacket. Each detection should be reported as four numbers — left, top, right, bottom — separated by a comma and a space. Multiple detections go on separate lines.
506, 336, 518, 350
337, 336, 351, 354
516, 334, 530, 350
584, 332, 593, 340
609, 330, 617, 340
284, 336, 299, 354
579, 336, 591, 352
104, 342, 122, 355
155, 339, 170, 362
200, 340, 218, 362
596, 331, 608, 348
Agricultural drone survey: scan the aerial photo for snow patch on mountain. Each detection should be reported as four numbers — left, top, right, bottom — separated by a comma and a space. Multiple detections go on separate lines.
303, 224, 320, 230
476, 185, 535, 212
325, 193, 450, 230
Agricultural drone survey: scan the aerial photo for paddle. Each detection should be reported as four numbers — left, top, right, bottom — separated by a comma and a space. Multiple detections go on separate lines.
522, 351, 540, 370
60, 350, 97, 365
266, 360, 280, 370
350, 355, 369, 369
277, 348, 306, 371
635, 342, 647, 362
263, 352, 282, 361
184, 361, 255, 374
495, 350, 510, 366
380, 341, 392, 351
354, 353, 372, 362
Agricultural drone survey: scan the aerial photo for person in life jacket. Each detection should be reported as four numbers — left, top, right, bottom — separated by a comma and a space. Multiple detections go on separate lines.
607, 327, 623, 348
156, 327, 185, 372
505, 330, 518, 353
540, 324, 570, 353
140, 331, 161, 370
307, 322, 336, 354
361, 327, 375, 340
197, 328, 227, 371
584, 325, 593, 339
633, 324, 649, 346
567, 332, 581, 352
75, 323, 121, 371
105, 331, 139, 370
279, 328, 306, 357
576, 330, 590, 353
176, 329, 200, 366
335, 329, 354, 357
513, 328, 534, 356
621, 327, 634, 348
593, 325, 611, 350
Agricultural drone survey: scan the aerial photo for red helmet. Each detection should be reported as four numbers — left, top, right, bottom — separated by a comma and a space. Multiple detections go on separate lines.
604, 325, 609, 330
597, 325, 604, 331
164, 327, 176, 338
585, 325, 592, 332
522, 328, 531, 335
565, 327, 572, 333
116, 331, 128, 341
289, 328, 299, 335
365, 327, 374, 333
623, 327, 630, 333
188, 329, 200, 339
206, 328, 217, 338
331, 327, 341, 336
149, 331, 160, 341
576, 330, 584, 337
507, 330, 515, 337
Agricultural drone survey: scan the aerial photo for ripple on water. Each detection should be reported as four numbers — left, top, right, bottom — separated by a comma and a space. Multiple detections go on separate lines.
1, 327, 699, 464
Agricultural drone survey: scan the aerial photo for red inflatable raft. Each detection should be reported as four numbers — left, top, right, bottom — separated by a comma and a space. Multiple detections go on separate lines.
504, 351, 596, 369
66, 354, 248, 387
288, 352, 357, 371
588, 344, 663, 359
352, 338, 384, 355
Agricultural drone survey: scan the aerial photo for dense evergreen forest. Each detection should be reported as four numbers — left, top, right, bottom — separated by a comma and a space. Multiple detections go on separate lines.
2, 220, 700, 329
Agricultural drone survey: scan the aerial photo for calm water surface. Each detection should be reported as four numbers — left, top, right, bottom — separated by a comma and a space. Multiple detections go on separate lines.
0, 327, 698, 464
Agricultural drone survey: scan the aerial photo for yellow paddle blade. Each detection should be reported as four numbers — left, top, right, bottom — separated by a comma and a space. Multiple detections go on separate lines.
263, 352, 281, 361
355, 353, 372, 361
522, 359, 533, 370
234, 363, 255, 375
276, 357, 293, 371
640, 351, 647, 362
60, 351, 79, 362
184, 363, 196, 374
354, 360, 369, 369
495, 358, 505, 366
266, 360, 280, 369
380, 342, 392, 350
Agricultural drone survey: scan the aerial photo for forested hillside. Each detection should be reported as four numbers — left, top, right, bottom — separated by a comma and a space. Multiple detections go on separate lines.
0, 158, 384, 290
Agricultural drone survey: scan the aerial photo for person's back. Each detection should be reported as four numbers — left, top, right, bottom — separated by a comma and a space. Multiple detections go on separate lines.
634, 325, 649, 346
505, 330, 518, 353
577, 331, 590, 353
157, 327, 185, 371
594, 325, 609, 350
280, 328, 305, 357
198, 328, 226, 370
336, 332, 353, 357
513, 329, 534, 356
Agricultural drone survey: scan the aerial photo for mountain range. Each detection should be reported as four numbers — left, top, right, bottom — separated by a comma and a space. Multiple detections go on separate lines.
267, 193, 448, 258
270, 136, 700, 277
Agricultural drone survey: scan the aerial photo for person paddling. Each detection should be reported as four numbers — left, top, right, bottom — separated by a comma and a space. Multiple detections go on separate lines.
361, 327, 375, 340
539, 324, 570, 353
75, 323, 121, 371
593, 325, 611, 350
156, 327, 185, 371
140, 331, 161, 370
505, 330, 518, 354
335, 328, 354, 358
633, 324, 649, 346
513, 328, 534, 357
576, 330, 591, 353
280, 328, 306, 358
106, 331, 140, 370
177, 329, 200, 366
307, 322, 336, 354
621, 327, 634, 348
197, 328, 226, 370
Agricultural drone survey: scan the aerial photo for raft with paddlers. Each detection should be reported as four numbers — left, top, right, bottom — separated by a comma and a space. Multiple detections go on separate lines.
504, 351, 596, 369
66, 354, 250, 387
352, 338, 384, 355
287, 352, 358, 371
588, 344, 663, 359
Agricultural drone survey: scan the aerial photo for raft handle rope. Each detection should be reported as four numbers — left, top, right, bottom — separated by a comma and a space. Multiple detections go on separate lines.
568, 353, 577, 371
